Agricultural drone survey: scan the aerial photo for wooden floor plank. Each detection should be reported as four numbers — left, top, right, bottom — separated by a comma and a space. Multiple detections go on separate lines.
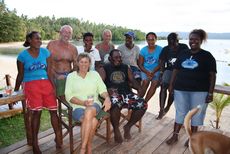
93, 112, 154, 153
1, 111, 230, 154
127, 117, 174, 154
136, 118, 174, 154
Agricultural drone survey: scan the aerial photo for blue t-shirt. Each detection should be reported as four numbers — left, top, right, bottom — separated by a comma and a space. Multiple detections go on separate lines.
17, 47, 50, 82
140, 45, 162, 71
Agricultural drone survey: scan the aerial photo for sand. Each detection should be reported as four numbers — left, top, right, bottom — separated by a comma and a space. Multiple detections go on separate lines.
0, 55, 229, 132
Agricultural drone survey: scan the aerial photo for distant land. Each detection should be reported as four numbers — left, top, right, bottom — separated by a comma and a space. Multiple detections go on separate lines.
156, 32, 230, 39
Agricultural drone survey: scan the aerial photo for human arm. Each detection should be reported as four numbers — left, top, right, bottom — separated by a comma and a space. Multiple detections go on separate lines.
138, 55, 152, 79
168, 69, 179, 94
206, 54, 217, 103
206, 72, 216, 103
46, 44, 56, 88
14, 60, 24, 91
95, 61, 101, 72
46, 56, 55, 89
158, 59, 165, 84
100, 92, 111, 111
69, 96, 91, 107
72, 46, 78, 71
127, 66, 142, 95
98, 66, 106, 81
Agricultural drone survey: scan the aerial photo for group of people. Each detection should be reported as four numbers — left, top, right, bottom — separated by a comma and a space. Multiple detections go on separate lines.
14, 25, 216, 153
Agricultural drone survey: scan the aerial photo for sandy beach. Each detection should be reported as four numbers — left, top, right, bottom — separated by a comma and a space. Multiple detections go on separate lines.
0, 54, 230, 132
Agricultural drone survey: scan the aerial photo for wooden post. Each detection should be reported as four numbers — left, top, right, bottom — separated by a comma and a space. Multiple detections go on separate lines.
5, 74, 11, 86
5, 74, 13, 109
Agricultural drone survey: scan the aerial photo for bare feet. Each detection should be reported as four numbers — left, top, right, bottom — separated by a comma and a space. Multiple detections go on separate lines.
33, 145, 42, 154
123, 125, 131, 140
114, 129, 123, 143
80, 148, 86, 154
55, 136, 62, 149
87, 144, 92, 154
166, 134, 178, 145
164, 107, 170, 114
184, 139, 189, 147
156, 110, 165, 120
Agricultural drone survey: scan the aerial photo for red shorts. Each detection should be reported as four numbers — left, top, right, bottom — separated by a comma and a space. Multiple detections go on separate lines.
23, 80, 57, 111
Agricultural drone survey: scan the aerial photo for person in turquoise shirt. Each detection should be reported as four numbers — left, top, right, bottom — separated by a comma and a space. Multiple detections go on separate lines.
138, 32, 162, 104
14, 31, 62, 153
65, 53, 111, 154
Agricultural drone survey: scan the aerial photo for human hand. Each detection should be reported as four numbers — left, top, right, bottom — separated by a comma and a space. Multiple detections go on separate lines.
146, 71, 152, 80
103, 97, 111, 112
168, 84, 173, 95
108, 88, 118, 97
205, 94, 213, 103
86, 95, 94, 106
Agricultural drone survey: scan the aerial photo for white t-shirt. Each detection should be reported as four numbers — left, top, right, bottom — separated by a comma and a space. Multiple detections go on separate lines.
117, 44, 140, 67
77, 46, 101, 70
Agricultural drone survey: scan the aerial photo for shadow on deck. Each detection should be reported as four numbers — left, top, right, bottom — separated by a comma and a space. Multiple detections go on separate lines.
1, 112, 230, 154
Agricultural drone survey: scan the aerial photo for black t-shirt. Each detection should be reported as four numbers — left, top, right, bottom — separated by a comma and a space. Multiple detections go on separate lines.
174, 49, 217, 91
103, 63, 131, 94
159, 43, 189, 70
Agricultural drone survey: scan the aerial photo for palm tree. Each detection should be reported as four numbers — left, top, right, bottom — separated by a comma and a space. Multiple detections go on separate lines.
209, 92, 230, 129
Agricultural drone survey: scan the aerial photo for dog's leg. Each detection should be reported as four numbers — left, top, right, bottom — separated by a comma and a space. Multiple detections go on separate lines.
205, 148, 215, 154
185, 126, 198, 147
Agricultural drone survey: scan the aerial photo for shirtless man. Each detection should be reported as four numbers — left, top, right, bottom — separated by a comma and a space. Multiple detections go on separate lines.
47, 25, 78, 99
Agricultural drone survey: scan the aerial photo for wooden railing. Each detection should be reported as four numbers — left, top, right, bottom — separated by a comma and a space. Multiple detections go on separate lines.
214, 85, 230, 95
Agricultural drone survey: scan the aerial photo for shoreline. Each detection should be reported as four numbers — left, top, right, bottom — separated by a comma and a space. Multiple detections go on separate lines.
0, 41, 50, 48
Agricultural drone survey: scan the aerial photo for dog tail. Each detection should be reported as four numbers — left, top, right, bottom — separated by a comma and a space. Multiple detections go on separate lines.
184, 105, 201, 138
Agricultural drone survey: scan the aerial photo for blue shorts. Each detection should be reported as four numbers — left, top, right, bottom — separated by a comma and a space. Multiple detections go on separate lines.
174, 90, 208, 126
130, 66, 141, 80
141, 71, 160, 81
72, 103, 101, 122
161, 70, 172, 84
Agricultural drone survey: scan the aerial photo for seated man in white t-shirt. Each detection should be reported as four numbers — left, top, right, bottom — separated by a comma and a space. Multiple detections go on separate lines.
77, 32, 101, 71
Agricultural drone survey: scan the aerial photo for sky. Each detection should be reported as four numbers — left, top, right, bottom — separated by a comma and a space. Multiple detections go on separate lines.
4, 0, 230, 33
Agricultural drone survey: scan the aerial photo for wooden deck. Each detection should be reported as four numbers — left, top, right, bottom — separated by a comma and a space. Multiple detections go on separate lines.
1, 112, 230, 154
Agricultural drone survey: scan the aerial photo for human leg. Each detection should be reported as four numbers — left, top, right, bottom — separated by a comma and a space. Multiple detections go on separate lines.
110, 106, 123, 143
156, 83, 168, 119
184, 125, 198, 147
49, 110, 62, 148
124, 109, 146, 140
42, 80, 61, 148
86, 117, 98, 154
166, 90, 189, 145
164, 92, 174, 113
80, 107, 97, 153
184, 92, 208, 147
161, 70, 173, 114
166, 122, 182, 145
23, 81, 43, 153
31, 110, 42, 154
139, 79, 150, 98
144, 80, 158, 103
123, 94, 147, 140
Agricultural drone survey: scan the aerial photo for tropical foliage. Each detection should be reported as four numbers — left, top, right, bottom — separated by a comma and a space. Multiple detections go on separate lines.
209, 88, 230, 129
0, 0, 146, 42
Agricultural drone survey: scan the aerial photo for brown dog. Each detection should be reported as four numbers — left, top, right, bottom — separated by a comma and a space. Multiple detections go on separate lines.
184, 105, 230, 154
